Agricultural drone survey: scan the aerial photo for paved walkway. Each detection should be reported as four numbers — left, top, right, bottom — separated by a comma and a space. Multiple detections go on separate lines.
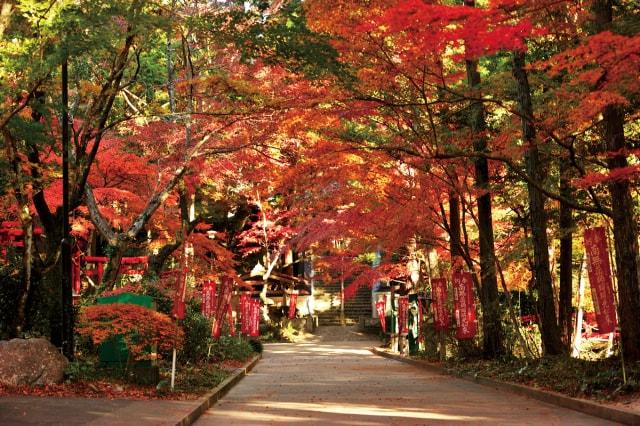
0, 396, 196, 425
196, 326, 618, 425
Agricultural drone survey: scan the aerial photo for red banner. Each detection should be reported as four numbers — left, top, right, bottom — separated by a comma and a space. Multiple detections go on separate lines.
249, 299, 261, 337
288, 293, 298, 319
212, 276, 233, 338
375, 296, 387, 333
172, 264, 188, 320
173, 301, 186, 321
584, 227, 617, 334
398, 296, 409, 335
431, 278, 450, 331
201, 280, 217, 318
240, 293, 250, 335
452, 272, 477, 340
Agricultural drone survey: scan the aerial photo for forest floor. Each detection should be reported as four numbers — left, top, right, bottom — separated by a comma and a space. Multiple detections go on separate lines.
0, 358, 245, 400
428, 354, 640, 412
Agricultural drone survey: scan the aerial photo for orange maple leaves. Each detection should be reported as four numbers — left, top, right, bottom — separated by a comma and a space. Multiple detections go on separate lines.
77, 303, 184, 359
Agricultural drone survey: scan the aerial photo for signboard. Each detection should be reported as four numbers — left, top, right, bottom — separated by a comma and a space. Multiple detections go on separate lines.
584, 227, 617, 334
452, 271, 477, 340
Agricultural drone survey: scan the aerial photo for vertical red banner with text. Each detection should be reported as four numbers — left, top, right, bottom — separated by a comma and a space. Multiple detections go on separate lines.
431, 278, 450, 331
452, 272, 477, 340
201, 280, 217, 318
240, 293, 249, 335
250, 299, 261, 337
375, 296, 387, 333
584, 227, 617, 334
288, 293, 298, 319
398, 296, 409, 335
212, 277, 233, 338
172, 267, 188, 320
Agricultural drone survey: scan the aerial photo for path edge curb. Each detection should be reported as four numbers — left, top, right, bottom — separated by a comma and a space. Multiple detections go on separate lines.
370, 347, 640, 426
175, 353, 262, 426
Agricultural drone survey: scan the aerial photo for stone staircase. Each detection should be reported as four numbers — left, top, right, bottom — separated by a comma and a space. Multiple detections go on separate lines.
314, 282, 372, 326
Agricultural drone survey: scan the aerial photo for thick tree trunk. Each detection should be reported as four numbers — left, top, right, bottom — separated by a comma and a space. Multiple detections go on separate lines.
102, 242, 126, 287
148, 187, 196, 275
604, 107, 640, 361
512, 51, 564, 355
593, 0, 640, 362
463, 16, 504, 356
558, 161, 574, 348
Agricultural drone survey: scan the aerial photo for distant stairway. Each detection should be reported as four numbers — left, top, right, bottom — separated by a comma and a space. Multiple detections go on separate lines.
315, 282, 372, 326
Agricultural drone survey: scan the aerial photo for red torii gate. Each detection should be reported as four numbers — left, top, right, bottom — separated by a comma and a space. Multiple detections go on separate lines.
1, 221, 149, 296
72, 255, 148, 296
0, 221, 44, 258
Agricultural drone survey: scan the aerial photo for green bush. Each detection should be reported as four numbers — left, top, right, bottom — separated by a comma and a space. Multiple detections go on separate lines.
209, 336, 254, 361
248, 338, 263, 354
181, 307, 213, 364
174, 364, 227, 393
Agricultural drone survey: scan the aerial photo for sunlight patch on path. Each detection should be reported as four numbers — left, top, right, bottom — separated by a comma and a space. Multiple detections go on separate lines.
246, 400, 485, 421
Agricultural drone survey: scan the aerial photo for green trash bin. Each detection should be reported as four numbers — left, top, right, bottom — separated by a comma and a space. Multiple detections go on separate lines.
96, 293, 156, 374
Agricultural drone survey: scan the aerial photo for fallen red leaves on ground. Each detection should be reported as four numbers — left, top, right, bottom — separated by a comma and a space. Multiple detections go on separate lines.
221, 359, 246, 369
0, 381, 199, 400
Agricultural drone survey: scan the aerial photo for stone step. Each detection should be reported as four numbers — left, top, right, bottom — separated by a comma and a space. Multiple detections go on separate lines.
318, 319, 358, 326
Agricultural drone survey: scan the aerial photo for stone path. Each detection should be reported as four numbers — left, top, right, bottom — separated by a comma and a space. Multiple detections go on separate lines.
195, 326, 618, 425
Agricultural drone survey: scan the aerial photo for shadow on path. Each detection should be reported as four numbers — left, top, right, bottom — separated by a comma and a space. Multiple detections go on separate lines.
195, 327, 618, 425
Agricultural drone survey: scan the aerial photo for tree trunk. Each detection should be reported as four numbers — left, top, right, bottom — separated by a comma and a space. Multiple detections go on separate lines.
14, 213, 33, 336
103, 242, 126, 287
148, 186, 195, 276
593, 0, 640, 362
512, 50, 564, 355
605, 107, 640, 361
449, 191, 462, 269
558, 160, 574, 348
464, 0, 505, 358
462, 3, 504, 356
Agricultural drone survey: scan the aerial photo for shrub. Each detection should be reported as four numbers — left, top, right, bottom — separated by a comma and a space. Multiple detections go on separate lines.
209, 336, 253, 361
181, 307, 213, 364
77, 303, 184, 359
248, 339, 263, 354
